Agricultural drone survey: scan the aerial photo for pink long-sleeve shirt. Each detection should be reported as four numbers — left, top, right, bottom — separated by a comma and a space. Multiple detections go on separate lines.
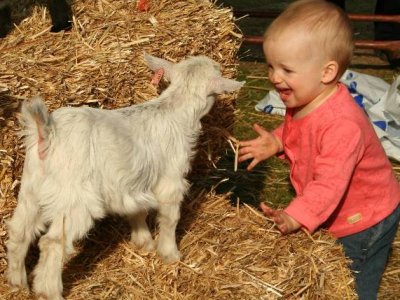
273, 83, 400, 238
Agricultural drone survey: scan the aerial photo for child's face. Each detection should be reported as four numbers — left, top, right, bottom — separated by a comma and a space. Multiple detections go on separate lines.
263, 31, 330, 110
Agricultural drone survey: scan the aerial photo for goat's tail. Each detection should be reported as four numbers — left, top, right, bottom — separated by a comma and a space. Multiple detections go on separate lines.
20, 96, 54, 160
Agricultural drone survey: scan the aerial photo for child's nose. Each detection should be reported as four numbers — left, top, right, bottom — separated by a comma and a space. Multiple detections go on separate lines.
269, 71, 281, 84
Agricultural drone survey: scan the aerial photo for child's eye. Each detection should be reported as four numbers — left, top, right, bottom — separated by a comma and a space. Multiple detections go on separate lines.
284, 68, 293, 73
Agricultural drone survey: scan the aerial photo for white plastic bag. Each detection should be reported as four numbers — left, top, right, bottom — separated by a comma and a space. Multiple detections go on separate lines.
255, 89, 286, 116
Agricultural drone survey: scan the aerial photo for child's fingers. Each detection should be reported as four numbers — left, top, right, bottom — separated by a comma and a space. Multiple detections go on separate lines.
260, 203, 289, 234
238, 145, 252, 155
252, 123, 264, 131
239, 139, 256, 147
237, 153, 253, 163
277, 224, 289, 234
272, 215, 289, 234
247, 158, 260, 171
237, 146, 254, 163
239, 124, 269, 147
260, 202, 273, 215
253, 123, 269, 136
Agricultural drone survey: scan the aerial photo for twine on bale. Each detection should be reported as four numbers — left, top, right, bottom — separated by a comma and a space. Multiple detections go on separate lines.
0, 0, 359, 299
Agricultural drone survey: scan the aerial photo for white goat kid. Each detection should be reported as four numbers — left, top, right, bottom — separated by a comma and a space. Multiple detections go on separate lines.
6, 54, 244, 300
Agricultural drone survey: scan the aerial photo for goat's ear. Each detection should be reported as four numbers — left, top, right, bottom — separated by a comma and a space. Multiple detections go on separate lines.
144, 53, 174, 80
208, 78, 245, 94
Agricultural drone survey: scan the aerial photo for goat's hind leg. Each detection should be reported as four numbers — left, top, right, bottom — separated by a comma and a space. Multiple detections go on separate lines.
32, 216, 65, 300
32, 212, 95, 300
6, 190, 44, 289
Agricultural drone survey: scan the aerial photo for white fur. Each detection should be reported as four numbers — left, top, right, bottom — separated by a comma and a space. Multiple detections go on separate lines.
6, 54, 244, 299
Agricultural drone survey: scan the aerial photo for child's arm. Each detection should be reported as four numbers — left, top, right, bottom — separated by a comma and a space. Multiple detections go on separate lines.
260, 202, 301, 234
238, 123, 283, 170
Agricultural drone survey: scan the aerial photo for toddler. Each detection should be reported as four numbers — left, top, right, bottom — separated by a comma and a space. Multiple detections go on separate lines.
238, 1, 400, 299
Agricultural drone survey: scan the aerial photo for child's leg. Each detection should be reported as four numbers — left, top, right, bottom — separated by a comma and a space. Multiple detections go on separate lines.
338, 205, 400, 300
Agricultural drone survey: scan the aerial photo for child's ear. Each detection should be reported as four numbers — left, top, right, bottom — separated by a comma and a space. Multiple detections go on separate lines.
321, 61, 339, 84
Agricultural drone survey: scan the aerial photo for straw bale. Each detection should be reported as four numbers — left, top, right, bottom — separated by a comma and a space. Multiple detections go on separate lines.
0, 0, 357, 299
0, 0, 242, 173
0, 191, 357, 299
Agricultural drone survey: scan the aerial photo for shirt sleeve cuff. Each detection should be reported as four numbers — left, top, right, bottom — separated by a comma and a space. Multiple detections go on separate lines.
284, 199, 321, 233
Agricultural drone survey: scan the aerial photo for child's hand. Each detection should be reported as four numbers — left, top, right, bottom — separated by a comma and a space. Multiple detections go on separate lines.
260, 202, 301, 234
238, 123, 282, 170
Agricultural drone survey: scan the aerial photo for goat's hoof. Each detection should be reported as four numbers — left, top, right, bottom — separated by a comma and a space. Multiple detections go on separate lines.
8, 281, 28, 291
131, 238, 156, 252
37, 294, 64, 300
142, 241, 156, 252
35, 291, 64, 300
34, 284, 64, 300
159, 250, 181, 263
9, 284, 27, 292
6, 271, 28, 290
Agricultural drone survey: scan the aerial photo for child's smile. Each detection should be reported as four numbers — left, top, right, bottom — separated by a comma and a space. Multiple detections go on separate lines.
276, 87, 292, 102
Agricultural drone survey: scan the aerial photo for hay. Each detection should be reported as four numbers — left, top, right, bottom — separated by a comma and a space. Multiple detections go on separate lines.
0, 0, 241, 179
0, 0, 356, 299
0, 191, 357, 299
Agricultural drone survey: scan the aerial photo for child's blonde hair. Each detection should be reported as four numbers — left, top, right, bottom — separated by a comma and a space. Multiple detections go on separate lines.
264, 0, 353, 79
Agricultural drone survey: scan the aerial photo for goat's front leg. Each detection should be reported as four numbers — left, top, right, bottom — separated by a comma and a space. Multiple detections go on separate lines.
128, 211, 155, 252
7, 190, 44, 290
157, 201, 182, 262
155, 178, 187, 262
